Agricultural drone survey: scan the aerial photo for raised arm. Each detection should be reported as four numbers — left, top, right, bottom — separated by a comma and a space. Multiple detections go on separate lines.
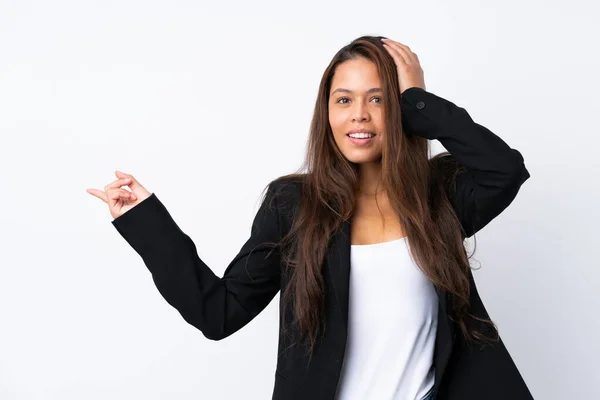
111, 180, 284, 340
401, 87, 531, 238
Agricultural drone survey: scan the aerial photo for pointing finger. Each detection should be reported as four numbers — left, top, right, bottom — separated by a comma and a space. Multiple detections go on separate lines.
86, 188, 108, 203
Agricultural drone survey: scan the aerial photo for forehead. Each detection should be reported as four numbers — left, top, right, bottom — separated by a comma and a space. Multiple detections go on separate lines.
331, 58, 381, 89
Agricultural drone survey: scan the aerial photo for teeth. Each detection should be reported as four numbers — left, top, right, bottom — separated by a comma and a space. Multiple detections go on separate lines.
349, 132, 375, 138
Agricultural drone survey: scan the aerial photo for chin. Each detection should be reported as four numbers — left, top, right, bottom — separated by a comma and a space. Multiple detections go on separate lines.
343, 151, 382, 164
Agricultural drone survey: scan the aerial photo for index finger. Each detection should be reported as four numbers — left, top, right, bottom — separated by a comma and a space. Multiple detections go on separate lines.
86, 188, 109, 203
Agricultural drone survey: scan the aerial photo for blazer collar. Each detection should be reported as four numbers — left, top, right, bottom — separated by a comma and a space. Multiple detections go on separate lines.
326, 218, 455, 394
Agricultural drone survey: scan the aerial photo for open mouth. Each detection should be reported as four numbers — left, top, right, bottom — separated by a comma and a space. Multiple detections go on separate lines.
347, 133, 376, 145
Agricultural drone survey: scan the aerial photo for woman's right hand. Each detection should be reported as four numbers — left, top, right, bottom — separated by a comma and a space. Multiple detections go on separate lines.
86, 170, 152, 219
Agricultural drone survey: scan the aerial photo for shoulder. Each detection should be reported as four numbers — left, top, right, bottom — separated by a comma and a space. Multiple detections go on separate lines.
269, 173, 306, 200
263, 173, 306, 217
429, 152, 468, 196
430, 151, 466, 176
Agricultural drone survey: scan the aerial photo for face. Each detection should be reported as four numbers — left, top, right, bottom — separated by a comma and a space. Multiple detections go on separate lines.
328, 57, 385, 165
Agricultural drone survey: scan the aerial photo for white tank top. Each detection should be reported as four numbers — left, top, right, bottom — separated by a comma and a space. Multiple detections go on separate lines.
334, 236, 438, 400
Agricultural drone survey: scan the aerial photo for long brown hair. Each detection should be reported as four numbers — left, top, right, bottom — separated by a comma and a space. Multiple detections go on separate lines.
265, 35, 497, 362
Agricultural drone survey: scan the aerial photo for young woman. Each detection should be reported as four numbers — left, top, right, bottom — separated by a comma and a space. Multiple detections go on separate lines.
87, 36, 533, 400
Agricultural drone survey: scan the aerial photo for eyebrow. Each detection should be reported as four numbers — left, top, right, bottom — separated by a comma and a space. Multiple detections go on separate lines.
330, 87, 382, 96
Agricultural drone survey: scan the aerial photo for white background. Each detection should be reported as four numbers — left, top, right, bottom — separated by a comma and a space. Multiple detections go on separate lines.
1, 0, 598, 399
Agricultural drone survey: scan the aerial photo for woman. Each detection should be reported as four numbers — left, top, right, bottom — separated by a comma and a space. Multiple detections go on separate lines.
87, 36, 533, 399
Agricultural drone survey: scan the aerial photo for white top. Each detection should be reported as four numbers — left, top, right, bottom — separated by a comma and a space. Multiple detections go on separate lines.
334, 237, 438, 400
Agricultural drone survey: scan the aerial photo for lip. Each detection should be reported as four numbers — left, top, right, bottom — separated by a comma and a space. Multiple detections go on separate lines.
347, 135, 376, 146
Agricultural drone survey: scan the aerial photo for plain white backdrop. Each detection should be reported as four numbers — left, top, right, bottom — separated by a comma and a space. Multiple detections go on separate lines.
1, 0, 598, 399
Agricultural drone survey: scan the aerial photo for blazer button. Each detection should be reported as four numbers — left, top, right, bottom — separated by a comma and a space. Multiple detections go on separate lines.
416, 101, 426, 110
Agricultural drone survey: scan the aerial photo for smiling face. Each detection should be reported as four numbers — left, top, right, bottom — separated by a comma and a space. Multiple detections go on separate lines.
328, 57, 386, 165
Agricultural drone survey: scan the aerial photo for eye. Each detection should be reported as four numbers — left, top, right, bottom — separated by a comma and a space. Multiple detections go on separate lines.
335, 97, 382, 104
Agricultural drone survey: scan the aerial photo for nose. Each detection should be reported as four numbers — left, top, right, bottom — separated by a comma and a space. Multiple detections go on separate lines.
351, 102, 370, 123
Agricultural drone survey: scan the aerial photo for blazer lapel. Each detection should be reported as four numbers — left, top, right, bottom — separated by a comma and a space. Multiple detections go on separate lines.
326, 218, 455, 394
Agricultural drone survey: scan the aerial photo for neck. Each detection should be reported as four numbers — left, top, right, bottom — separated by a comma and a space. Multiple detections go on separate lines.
356, 160, 385, 195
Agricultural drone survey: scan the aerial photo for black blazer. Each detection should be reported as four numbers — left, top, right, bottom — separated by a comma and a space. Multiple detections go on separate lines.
112, 87, 533, 399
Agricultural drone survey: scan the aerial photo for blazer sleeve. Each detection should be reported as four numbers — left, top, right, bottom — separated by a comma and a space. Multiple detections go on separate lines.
111, 181, 283, 340
401, 87, 531, 238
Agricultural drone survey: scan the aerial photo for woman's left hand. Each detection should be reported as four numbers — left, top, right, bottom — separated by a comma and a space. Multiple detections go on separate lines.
381, 38, 426, 95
